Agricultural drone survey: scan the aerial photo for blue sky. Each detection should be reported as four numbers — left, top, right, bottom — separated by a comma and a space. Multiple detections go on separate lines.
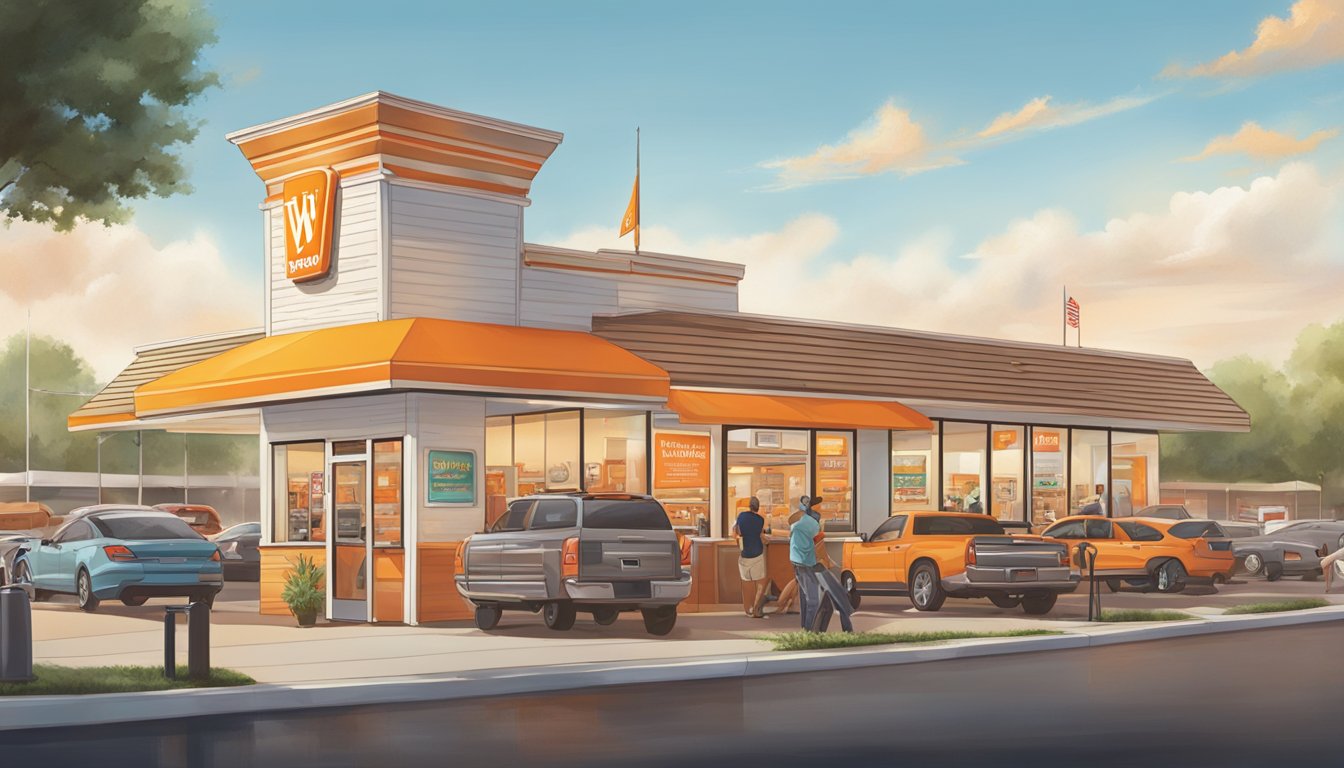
7, 0, 1344, 378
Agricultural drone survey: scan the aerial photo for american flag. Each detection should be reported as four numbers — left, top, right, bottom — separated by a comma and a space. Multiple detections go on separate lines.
1066, 297, 1080, 329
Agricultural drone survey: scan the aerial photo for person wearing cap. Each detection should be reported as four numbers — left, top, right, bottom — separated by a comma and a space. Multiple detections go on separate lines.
733, 496, 770, 618
788, 494, 824, 631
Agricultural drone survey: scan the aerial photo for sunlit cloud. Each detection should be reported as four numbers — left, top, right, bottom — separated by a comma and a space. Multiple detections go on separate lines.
1180, 121, 1339, 162
975, 94, 1156, 140
1162, 0, 1344, 79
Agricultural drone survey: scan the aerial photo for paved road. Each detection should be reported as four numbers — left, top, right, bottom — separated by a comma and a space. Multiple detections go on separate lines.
4, 624, 1339, 767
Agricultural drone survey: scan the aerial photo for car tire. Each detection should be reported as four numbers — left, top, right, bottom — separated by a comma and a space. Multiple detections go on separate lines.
77, 569, 100, 612
474, 604, 503, 631
121, 596, 149, 607
1153, 559, 1187, 594
1265, 563, 1284, 582
542, 600, 576, 631
988, 594, 1021, 609
1242, 553, 1263, 576
591, 607, 619, 626
1021, 591, 1058, 615
908, 561, 946, 612
841, 572, 862, 610
641, 605, 677, 636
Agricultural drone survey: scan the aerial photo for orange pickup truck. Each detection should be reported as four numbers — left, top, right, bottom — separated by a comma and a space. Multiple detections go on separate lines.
842, 511, 1080, 615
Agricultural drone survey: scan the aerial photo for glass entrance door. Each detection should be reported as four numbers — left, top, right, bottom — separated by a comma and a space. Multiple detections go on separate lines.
330, 459, 370, 621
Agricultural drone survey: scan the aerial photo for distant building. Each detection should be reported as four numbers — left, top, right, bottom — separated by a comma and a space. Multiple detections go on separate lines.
1159, 480, 1325, 521
0, 470, 259, 523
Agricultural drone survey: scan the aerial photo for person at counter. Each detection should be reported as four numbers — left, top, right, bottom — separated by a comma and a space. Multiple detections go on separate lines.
733, 496, 769, 619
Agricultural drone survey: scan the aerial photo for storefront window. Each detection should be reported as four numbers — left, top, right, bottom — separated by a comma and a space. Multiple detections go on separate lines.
942, 422, 986, 513
813, 432, 854, 532
512, 411, 582, 494
1030, 428, 1068, 528
371, 440, 402, 547
484, 416, 514, 530
891, 427, 937, 513
989, 425, 1025, 521
652, 420, 712, 531
583, 410, 648, 493
1071, 429, 1110, 515
1111, 432, 1159, 516
272, 442, 325, 543
728, 428, 809, 538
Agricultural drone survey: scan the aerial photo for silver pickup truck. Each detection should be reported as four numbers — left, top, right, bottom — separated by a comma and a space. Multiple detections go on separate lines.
455, 493, 691, 635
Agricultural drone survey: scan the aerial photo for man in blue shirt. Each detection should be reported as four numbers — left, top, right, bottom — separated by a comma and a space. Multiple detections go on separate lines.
733, 496, 769, 618
789, 495, 824, 631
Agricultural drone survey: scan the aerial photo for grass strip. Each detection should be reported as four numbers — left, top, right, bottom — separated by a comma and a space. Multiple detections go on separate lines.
765, 629, 1060, 652
0, 665, 254, 696
1223, 598, 1331, 615
1098, 609, 1198, 623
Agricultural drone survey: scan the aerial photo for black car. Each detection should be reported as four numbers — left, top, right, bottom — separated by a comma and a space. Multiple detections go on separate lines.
209, 522, 261, 581
1230, 520, 1343, 581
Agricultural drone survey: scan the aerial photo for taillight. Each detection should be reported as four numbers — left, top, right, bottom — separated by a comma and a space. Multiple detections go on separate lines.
455, 538, 469, 573
104, 545, 136, 562
1059, 549, 1071, 567
562, 537, 579, 578
678, 534, 692, 566
1285, 551, 1302, 561
209, 549, 221, 562
965, 541, 977, 566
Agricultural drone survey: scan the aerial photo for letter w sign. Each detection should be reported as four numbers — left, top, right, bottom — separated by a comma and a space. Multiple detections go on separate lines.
282, 168, 337, 282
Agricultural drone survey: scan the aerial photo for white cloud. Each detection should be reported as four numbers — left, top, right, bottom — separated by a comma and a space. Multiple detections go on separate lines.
1163, 0, 1344, 78
1180, 121, 1339, 162
975, 94, 1156, 140
547, 163, 1344, 368
758, 102, 962, 189
0, 221, 259, 380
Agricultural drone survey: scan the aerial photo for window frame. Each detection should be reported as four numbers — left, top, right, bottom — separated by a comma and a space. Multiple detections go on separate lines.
870, 514, 908, 543
270, 439, 327, 544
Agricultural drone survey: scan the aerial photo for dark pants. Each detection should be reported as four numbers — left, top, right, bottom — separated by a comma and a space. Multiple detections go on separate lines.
792, 563, 822, 631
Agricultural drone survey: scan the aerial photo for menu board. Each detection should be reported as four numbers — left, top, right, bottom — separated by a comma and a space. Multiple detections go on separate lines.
654, 434, 711, 490
427, 449, 476, 504
892, 454, 928, 502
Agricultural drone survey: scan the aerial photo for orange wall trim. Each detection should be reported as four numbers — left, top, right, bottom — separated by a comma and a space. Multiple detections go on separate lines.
259, 545, 327, 616
418, 542, 473, 622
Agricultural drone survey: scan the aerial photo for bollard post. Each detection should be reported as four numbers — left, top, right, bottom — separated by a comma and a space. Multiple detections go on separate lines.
1075, 542, 1101, 621
187, 600, 211, 681
0, 585, 35, 683
163, 605, 189, 679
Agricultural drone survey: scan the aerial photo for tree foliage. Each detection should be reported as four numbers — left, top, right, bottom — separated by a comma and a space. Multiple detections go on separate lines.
0, 0, 217, 230
1162, 320, 1344, 507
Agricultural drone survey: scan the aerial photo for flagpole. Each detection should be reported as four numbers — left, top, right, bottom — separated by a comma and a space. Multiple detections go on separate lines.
635, 126, 640, 256
1061, 286, 1066, 347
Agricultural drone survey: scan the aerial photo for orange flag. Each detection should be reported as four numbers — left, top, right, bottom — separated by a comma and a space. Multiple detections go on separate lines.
619, 173, 639, 251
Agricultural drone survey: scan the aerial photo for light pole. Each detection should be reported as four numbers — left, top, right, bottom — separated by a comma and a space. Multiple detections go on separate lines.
24, 316, 98, 504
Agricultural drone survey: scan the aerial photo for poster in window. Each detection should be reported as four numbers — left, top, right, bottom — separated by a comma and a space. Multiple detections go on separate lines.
892, 454, 928, 502
654, 434, 711, 489
427, 449, 476, 504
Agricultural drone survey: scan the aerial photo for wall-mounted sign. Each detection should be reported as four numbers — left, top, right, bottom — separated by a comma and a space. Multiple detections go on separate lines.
427, 449, 476, 504
653, 434, 711, 489
282, 168, 338, 282
993, 430, 1018, 450
309, 471, 325, 497
1032, 430, 1061, 452
816, 435, 849, 456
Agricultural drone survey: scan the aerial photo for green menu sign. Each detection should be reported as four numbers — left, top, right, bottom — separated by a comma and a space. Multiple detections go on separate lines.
427, 450, 476, 504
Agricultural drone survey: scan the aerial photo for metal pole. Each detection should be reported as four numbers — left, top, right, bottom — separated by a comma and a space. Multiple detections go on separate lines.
1061, 286, 1066, 347
24, 311, 30, 502
137, 431, 143, 505
634, 127, 640, 256
97, 435, 102, 505
183, 433, 189, 504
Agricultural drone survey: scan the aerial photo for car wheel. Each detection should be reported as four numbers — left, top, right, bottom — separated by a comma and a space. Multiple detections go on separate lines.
1021, 591, 1058, 615
841, 572, 862, 610
77, 569, 100, 612
474, 604, 502, 631
542, 600, 576, 631
1153, 560, 1187, 594
988, 594, 1021, 609
591, 607, 619, 626
909, 562, 946, 612
641, 605, 677, 636
121, 596, 149, 607
1105, 579, 1122, 593
1265, 563, 1284, 582
1242, 553, 1263, 576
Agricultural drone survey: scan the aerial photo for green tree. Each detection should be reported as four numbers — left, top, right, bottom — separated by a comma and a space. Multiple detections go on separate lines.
0, 334, 99, 472
0, 0, 217, 230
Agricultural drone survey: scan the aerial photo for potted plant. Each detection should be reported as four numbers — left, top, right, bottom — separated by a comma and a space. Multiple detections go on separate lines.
281, 554, 325, 627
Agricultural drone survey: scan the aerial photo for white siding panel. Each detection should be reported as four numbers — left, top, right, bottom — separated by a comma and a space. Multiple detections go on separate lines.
388, 185, 521, 325
263, 395, 408, 443
519, 265, 738, 331
269, 179, 384, 335
409, 394, 486, 543
855, 429, 891, 536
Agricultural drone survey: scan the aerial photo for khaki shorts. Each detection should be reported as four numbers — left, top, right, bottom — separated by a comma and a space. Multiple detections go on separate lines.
738, 554, 766, 581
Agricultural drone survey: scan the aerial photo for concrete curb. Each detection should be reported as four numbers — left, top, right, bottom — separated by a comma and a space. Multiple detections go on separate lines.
4, 606, 1342, 732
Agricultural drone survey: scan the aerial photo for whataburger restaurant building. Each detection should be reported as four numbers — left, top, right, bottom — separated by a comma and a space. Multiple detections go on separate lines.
67, 93, 1249, 625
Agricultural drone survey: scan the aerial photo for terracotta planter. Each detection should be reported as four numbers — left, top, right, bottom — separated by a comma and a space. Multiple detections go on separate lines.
293, 607, 318, 627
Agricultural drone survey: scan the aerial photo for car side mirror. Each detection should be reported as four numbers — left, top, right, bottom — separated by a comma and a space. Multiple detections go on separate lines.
859, 532, 869, 542
40, 539, 52, 547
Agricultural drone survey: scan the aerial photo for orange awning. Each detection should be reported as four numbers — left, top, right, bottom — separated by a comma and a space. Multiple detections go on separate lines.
135, 318, 670, 416
667, 389, 931, 431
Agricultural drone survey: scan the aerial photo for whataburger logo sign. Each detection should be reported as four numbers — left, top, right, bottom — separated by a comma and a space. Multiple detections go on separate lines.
282, 168, 337, 282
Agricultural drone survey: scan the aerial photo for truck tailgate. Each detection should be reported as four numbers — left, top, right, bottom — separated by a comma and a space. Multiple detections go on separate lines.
969, 535, 1068, 568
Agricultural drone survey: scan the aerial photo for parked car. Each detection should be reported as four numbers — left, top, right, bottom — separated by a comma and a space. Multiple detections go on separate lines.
455, 494, 692, 635
1163, 519, 1249, 578
1221, 520, 1342, 581
153, 504, 223, 536
11, 506, 223, 611
210, 522, 261, 581
841, 512, 1079, 615
0, 529, 42, 585
1131, 505, 1194, 520
1041, 515, 1235, 593
998, 520, 1035, 535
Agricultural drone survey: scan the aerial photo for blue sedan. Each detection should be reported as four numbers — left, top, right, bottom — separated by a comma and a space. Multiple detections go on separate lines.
12, 507, 223, 611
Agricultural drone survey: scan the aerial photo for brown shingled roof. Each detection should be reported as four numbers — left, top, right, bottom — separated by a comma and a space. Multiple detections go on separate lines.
591, 311, 1248, 433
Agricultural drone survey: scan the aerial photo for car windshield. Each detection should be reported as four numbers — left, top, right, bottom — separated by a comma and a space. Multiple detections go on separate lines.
90, 514, 203, 540
582, 499, 672, 531
912, 516, 1004, 535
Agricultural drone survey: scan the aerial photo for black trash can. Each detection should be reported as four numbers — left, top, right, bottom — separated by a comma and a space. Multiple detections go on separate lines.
0, 585, 34, 683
